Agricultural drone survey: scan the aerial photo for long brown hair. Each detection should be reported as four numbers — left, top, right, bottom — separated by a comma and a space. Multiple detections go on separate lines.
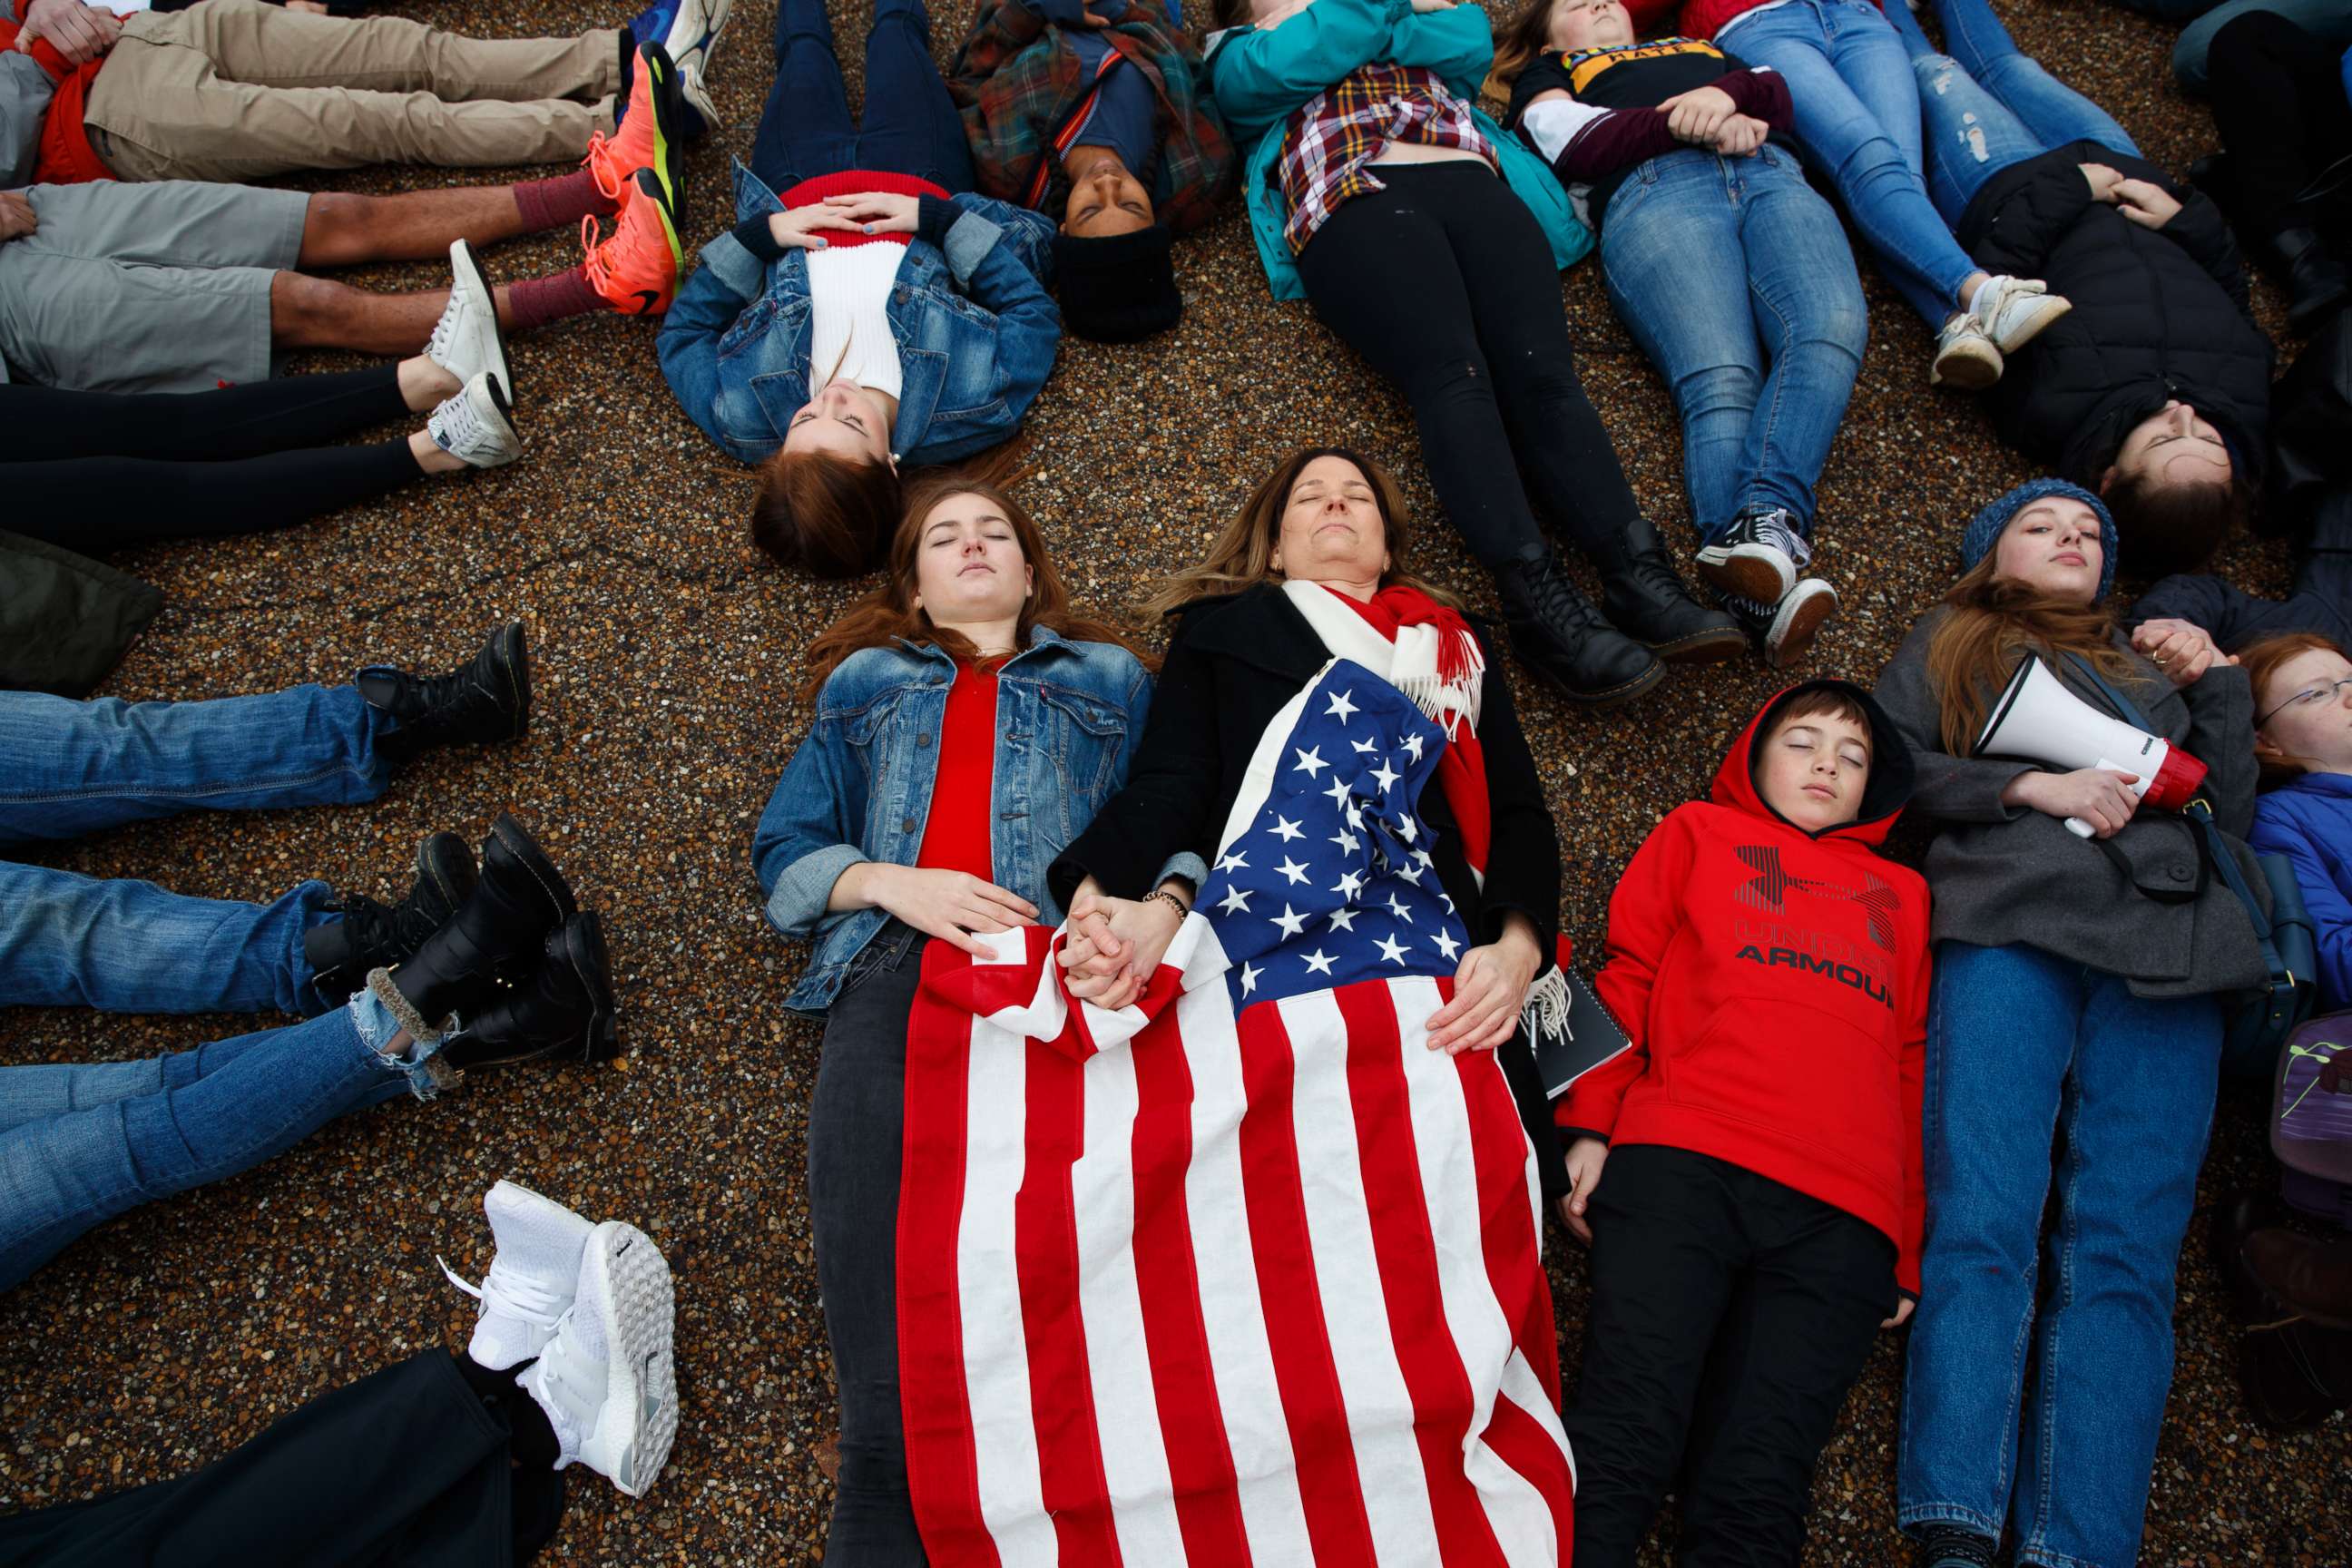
1484, 0, 1556, 110
1922, 554, 2147, 757
2239, 631, 2346, 785
1144, 447, 1463, 620
801, 479, 1150, 699
752, 451, 903, 578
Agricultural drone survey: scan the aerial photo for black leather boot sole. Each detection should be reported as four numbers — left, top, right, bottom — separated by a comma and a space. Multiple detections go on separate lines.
446, 912, 621, 1069
1641, 622, 1749, 664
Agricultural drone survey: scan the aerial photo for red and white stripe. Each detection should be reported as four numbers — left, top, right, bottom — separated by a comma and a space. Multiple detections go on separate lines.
897, 923, 1576, 1567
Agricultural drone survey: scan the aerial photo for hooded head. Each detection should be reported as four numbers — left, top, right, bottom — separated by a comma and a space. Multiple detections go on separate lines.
1712, 680, 1916, 846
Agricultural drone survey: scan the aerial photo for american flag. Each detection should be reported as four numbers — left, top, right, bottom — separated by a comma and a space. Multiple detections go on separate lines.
897, 659, 1577, 1566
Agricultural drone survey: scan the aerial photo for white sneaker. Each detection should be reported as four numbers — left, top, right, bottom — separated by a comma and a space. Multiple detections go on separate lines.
426, 371, 521, 469
676, 56, 720, 135
440, 1180, 592, 1368
424, 239, 512, 402
665, 0, 730, 79
1930, 313, 2004, 390
1967, 273, 2072, 356
518, 1220, 680, 1499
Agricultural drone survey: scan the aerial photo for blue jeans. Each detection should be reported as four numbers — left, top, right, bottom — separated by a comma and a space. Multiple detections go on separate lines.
0, 990, 430, 1292
1888, 0, 2141, 226
1898, 941, 2222, 1568
2174, 0, 2352, 95
0, 684, 389, 847
1723, 0, 1982, 327
0, 861, 334, 1016
1600, 145, 1867, 543
752, 0, 975, 197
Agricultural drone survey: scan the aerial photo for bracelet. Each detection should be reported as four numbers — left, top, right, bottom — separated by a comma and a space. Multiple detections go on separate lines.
1143, 888, 1190, 920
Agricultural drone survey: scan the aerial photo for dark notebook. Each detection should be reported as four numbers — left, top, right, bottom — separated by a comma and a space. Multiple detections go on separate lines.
1532, 970, 1635, 1100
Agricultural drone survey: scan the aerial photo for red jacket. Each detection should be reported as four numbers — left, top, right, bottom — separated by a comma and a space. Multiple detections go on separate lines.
1626, 0, 1884, 53
1561, 681, 1931, 1295
0, 17, 113, 185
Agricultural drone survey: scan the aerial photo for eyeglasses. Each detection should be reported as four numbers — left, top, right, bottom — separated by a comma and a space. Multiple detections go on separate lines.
2259, 677, 2352, 725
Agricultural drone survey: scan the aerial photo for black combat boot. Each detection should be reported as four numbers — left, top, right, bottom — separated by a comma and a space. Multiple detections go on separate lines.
391, 813, 578, 1025
446, 913, 620, 1068
305, 831, 479, 1005
1590, 517, 1746, 663
357, 622, 531, 769
2268, 220, 2352, 334
1494, 544, 1661, 708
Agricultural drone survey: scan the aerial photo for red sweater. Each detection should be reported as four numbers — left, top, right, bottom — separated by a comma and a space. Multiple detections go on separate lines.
1627, 0, 1882, 50
0, 18, 113, 184
779, 169, 951, 251
915, 660, 1001, 881
1560, 684, 1931, 1294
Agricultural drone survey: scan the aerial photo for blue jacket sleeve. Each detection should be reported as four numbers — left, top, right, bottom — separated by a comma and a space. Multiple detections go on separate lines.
2250, 800, 2352, 1009
1387, 0, 1493, 96
1207, 0, 1413, 138
936, 199, 1064, 422
655, 230, 773, 464
751, 721, 873, 939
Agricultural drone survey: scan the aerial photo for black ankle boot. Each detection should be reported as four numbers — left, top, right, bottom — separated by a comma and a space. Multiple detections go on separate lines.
392, 814, 578, 1024
1915, 1523, 1999, 1568
1591, 517, 1747, 663
357, 622, 531, 770
2267, 221, 2351, 335
305, 832, 479, 1005
445, 913, 620, 1068
1494, 545, 1662, 708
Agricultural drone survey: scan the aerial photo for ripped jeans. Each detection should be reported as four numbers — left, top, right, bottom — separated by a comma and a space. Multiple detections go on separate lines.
0, 987, 442, 1292
1886, 0, 2141, 226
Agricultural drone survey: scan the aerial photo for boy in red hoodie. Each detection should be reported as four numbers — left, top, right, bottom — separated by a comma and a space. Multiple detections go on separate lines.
1556, 680, 1929, 1566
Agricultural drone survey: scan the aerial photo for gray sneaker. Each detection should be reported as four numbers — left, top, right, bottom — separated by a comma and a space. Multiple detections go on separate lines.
427, 371, 521, 469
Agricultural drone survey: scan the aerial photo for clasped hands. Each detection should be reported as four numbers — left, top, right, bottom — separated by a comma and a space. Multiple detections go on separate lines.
766, 192, 926, 252
1657, 86, 1769, 157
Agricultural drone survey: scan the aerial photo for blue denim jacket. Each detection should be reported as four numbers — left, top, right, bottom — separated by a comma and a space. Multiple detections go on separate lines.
656, 161, 1064, 467
754, 629, 1205, 1014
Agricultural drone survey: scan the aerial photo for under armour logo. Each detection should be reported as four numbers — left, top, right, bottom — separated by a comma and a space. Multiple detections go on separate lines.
1733, 845, 1901, 953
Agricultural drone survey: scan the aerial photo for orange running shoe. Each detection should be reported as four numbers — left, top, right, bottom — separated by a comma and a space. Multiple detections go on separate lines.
583, 167, 682, 316
583, 42, 684, 211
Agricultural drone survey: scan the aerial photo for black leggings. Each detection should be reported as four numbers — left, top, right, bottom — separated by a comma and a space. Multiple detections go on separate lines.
2207, 11, 2352, 231
1294, 162, 1642, 573
0, 367, 423, 555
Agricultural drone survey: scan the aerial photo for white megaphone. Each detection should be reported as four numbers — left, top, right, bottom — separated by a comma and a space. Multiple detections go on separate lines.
1974, 655, 2207, 838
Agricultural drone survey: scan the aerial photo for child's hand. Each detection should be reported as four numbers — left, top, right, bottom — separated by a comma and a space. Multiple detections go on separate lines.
1882, 1296, 1916, 1330
1712, 113, 1769, 157
1659, 85, 1738, 146
2110, 177, 2181, 230
1556, 1138, 1607, 1244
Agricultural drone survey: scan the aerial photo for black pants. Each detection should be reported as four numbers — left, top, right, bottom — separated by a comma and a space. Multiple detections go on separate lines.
1561, 1145, 1895, 1568
2207, 11, 2352, 233
0, 367, 422, 555
808, 921, 931, 1565
0, 1351, 563, 1567
1294, 162, 1642, 573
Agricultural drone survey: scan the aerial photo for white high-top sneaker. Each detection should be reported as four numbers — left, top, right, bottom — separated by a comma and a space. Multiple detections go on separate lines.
440, 1180, 593, 1369
518, 1220, 680, 1499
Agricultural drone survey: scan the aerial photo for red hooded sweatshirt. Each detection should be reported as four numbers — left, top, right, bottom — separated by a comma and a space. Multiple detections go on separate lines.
1559, 681, 1931, 1295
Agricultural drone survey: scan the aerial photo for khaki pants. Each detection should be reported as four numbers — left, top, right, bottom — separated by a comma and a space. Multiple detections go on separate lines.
82, 0, 622, 183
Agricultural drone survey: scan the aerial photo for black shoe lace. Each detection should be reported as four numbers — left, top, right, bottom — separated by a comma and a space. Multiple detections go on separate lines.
1512, 554, 1611, 637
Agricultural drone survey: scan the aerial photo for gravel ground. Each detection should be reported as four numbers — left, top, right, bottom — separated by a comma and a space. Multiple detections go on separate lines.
2, 0, 2344, 1562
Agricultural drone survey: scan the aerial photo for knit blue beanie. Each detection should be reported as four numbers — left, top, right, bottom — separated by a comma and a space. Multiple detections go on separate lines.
1960, 478, 2119, 599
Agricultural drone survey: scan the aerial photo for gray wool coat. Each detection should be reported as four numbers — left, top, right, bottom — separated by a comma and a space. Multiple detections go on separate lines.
1872, 609, 2268, 999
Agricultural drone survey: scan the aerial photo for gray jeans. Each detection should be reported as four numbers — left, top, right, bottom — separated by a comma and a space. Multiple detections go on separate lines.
808, 920, 930, 1565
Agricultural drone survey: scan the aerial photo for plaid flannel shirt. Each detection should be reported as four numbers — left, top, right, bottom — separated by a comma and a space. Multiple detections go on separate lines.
946, 0, 1236, 237
1275, 64, 1495, 255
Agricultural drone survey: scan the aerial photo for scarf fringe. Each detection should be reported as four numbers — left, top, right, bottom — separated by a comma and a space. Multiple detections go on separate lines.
1394, 628, 1485, 739
1521, 967, 1572, 1044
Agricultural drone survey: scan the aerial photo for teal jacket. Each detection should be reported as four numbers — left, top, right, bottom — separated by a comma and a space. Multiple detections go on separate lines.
1203, 0, 1591, 300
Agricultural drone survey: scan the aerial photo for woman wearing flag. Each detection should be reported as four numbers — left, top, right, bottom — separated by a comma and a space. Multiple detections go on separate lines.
750, 479, 1201, 1563
1050, 445, 1570, 1180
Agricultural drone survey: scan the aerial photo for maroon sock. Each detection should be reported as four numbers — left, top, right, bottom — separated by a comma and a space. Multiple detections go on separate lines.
508, 266, 609, 332
512, 168, 617, 235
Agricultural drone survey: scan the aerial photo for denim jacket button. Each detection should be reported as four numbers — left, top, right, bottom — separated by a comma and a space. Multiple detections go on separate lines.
916, 734, 931, 748
902, 817, 917, 833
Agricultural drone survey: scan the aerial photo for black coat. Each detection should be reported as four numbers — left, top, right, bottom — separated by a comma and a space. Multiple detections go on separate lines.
0, 529, 160, 698
1050, 583, 1569, 1191
1959, 142, 2274, 490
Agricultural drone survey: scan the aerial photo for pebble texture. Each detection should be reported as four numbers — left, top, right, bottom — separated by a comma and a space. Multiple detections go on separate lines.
1, 0, 2344, 1562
